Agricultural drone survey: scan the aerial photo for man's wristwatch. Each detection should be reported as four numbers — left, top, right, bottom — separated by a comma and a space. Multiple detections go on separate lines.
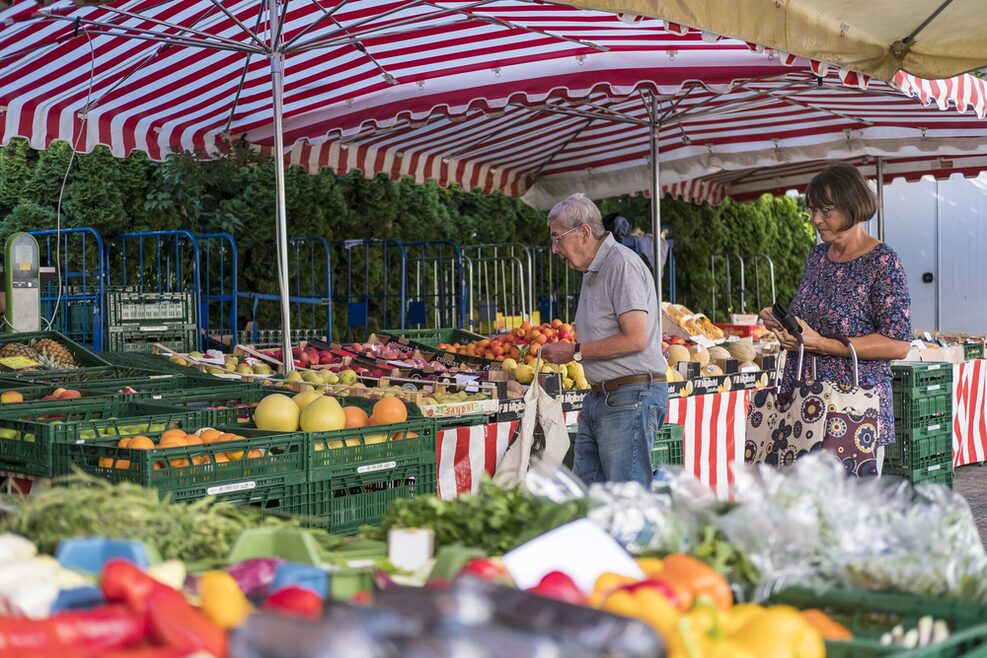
572, 343, 583, 362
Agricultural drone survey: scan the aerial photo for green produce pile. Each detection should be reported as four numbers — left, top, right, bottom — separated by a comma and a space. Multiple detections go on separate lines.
0, 473, 298, 562
365, 481, 589, 554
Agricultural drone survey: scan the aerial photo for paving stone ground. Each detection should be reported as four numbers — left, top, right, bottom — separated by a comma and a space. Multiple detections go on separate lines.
954, 464, 987, 544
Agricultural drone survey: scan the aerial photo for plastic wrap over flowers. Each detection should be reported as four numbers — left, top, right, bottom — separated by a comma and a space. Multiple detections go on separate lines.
584, 466, 714, 556
722, 452, 987, 601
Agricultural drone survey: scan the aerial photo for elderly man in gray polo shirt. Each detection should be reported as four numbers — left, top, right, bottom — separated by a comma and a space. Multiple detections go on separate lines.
540, 193, 668, 486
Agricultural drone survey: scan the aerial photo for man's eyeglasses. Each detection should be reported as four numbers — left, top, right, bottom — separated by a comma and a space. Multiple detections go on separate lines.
550, 225, 582, 244
803, 205, 836, 220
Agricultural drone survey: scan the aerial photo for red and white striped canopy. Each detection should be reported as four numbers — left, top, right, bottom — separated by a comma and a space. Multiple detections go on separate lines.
286, 65, 987, 208
1, 1, 985, 207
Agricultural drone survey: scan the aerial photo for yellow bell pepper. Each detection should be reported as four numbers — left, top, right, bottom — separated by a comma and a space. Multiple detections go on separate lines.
589, 572, 638, 608
635, 557, 664, 575
198, 570, 252, 630
669, 607, 757, 658
601, 586, 681, 639
729, 605, 825, 658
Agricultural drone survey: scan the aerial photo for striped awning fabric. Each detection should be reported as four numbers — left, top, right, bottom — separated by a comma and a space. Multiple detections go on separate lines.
1, 1, 985, 207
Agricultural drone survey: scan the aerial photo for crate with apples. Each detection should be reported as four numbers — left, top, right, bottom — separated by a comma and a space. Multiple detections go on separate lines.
436, 320, 577, 366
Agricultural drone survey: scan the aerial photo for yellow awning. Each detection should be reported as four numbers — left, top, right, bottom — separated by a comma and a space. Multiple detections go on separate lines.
556, 0, 986, 81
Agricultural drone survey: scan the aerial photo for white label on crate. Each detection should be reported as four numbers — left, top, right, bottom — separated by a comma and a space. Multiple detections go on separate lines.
149, 375, 173, 380
928, 365, 941, 371
928, 385, 941, 392
139, 325, 169, 332
923, 332, 934, 342
691, 335, 716, 348
928, 424, 942, 432
928, 464, 942, 472
357, 460, 397, 475
152, 395, 163, 400
207, 481, 257, 496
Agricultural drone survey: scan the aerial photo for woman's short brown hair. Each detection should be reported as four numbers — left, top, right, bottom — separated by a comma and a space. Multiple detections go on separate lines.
804, 162, 878, 230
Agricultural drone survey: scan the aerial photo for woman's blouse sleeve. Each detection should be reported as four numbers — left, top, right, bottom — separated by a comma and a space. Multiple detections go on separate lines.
870, 249, 912, 341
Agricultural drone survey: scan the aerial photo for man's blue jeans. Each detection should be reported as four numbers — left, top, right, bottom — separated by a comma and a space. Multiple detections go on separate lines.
574, 382, 669, 487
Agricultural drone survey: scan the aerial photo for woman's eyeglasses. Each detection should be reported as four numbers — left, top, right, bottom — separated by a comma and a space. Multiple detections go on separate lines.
550, 225, 582, 244
803, 205, 836, 220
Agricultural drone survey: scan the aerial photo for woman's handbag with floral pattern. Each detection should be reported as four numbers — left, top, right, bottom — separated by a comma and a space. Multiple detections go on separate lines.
745, 335, 881, 476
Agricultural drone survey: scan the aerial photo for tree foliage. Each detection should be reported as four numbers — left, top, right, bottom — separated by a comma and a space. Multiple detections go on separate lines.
0, 139, 814, 333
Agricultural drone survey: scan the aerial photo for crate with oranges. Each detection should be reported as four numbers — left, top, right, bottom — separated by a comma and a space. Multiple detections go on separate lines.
61, 425, 307, 498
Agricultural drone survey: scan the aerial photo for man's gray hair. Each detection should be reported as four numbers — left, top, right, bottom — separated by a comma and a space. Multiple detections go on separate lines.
547, 193, 606, 239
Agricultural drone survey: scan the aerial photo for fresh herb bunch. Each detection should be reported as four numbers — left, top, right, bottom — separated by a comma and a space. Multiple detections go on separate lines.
365, 481, 589, 554
0, 473, 298, 562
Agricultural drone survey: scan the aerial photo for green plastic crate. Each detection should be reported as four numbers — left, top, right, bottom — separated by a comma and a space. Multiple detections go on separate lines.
0, 365, 166, 385
305, 417, 437, 482
299, 455, 437, 535
962, 343, 985, 361
100, 351, 203, 376
130, 386, 272, 418
885, 430, 952, 469
107, 324, 198, 354
60, 427, 307, 504
771, 586, 987, 658
884, 451, 953, 483
893, 363, 954, 391
380, 328, 496, 365
106, 289, 197, 328
894, 392, 952, 427
0, 330, 110, 370
0, 400, 216, 478
651, 422, 684, 469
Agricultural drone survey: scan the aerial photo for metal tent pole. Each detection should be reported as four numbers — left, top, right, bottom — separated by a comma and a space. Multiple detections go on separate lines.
270, 0, 294, 371
649, 94, 664, 334
876, 156, 886, 241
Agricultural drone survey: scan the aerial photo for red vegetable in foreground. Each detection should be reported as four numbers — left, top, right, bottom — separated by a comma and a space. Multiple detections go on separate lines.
101, 559, 185, 615
527, 571, 587, 605
0, 605, 144, 657
146, 588, 227, 658
264, 586, 324, 620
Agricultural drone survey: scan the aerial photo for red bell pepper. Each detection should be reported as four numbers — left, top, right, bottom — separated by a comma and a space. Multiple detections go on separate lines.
459, 558, 510, 582
263, 586, 323, 620
527, 571, 587, 606
101, 559, 185, 617
0, 605, 144, 657
146, 587, 227, 658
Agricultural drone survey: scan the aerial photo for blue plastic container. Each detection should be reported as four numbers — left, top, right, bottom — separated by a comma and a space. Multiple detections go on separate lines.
270, 562, 328, 600
54, 537, 160, 574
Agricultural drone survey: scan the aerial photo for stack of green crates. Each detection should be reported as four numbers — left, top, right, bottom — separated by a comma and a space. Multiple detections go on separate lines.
105, 288, 198, 353
886, 363, 954, 487
651, 422, 684, 470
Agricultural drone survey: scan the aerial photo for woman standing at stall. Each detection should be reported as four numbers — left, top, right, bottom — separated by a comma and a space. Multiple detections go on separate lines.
759, 163, 912, 475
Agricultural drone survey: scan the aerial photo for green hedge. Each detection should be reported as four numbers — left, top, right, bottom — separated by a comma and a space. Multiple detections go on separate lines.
0, 140, 814, 330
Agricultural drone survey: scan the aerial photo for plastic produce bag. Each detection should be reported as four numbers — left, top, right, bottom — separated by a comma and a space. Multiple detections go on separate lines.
494, 366, 570, 488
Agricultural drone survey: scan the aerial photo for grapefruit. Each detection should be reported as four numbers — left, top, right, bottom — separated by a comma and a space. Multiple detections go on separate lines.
370, 397, 408, 425
254, 393, 301, 432
300, 396, 346, 433
343, 405, 370, 428
292, 390, 323, 412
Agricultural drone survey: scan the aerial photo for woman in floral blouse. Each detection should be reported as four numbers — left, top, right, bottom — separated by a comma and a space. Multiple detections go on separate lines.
760, 162, 912, 475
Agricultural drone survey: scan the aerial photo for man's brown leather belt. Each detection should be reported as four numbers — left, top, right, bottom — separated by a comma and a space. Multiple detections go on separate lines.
590, 373, 666, 395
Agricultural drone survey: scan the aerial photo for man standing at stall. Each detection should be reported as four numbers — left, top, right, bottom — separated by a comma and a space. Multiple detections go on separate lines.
539, 194, 668, 486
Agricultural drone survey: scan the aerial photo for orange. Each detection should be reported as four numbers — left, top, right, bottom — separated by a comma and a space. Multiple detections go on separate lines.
153, 461, 165, 470
159, 428, 188, 442
218, 433, 246, 460
213, 453, 230, 464
127, 436, 154, 450
169, 458, 190, 468
198, 429, 222, 443
391, 430, 419, 441
343, 406, 370, 429
371, 397, 408, 425
191, 456, 209, 466
247, 449, 263, 459
116, 438, 132, 448
114, 459, 131, 470
159, 436, 188, 448
98, 457, 114, 469
184, 435, 203, 446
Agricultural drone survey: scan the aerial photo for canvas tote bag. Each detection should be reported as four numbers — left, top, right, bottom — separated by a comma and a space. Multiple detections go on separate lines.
746, 335, 881, 476
494, 361, 571, 487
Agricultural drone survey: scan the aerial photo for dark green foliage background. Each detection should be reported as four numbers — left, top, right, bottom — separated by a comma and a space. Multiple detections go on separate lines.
0, 139, 814, 334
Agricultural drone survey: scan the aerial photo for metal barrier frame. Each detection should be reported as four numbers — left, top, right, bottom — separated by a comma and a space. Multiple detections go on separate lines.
462, 243, 534, 331
197, 232, 239, 349
238, 235, 333, 344
106, 230, 202, 351
335, 238, 407, 339
402, 240, 467, 329
30, 227, 106, 351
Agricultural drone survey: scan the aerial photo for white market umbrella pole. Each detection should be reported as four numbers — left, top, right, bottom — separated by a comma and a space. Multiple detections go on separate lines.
649, 94, 664, 334
270, 2, 294, 372
876, 156, 886, 241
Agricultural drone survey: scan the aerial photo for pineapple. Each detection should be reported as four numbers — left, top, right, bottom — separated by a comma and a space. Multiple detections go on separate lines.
30, 339, 78, 370
0, 342, 43, 362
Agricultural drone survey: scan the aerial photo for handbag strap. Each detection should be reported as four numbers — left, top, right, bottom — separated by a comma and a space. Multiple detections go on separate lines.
823, 334, 860, 386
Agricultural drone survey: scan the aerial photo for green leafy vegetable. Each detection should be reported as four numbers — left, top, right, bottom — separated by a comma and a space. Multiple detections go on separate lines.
0, 472, 298, 562
364, 480, 588, 554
